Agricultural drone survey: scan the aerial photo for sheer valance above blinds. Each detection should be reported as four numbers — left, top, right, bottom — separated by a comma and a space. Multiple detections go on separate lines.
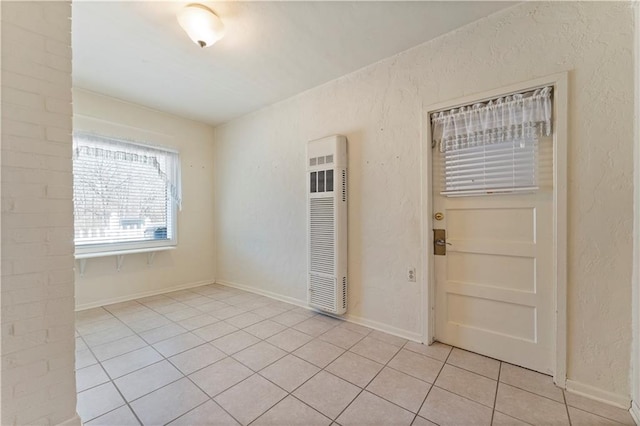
431, 86, 553, 152
73, 132, 182, 209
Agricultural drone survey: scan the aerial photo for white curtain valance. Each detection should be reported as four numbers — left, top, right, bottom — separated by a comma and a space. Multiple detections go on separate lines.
73, 132, 182, 209
431, 86, 553, 152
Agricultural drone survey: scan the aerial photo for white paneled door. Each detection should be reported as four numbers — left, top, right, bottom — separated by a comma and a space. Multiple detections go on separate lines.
432, 140, 554, 375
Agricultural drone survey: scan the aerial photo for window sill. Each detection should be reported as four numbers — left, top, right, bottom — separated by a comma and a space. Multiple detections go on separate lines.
75, 246, 175, 276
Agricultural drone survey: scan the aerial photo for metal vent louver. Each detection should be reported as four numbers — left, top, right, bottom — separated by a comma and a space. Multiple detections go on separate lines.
342, 170, 347, 202
309, 198, 335, 275
342, 277, 347, 310
310, 275, 336, 312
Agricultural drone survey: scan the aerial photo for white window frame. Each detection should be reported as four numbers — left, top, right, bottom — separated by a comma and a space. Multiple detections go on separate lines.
73, 134, 180, 258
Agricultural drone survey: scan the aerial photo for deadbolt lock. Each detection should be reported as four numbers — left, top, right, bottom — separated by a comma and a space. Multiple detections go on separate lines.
434, 212, 444, 221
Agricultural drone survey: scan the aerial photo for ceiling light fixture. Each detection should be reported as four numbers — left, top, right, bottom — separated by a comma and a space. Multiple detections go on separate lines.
177, 4, 225, 48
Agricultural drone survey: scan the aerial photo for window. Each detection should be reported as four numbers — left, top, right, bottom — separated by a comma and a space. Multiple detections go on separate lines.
73, 133, 181, 255
431, 86, 552, 197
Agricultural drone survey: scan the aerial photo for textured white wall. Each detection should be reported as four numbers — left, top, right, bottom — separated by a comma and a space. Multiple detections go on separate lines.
1, 2, 80, 424
214, 2, 635, 400
74, 90, 216, 309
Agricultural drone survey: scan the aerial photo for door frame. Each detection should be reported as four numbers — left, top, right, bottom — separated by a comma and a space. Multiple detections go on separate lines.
420, 72, 568, 386
632, 1, 640, 420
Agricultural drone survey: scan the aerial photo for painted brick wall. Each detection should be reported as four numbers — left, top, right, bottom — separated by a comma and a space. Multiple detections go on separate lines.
1, 2, 79, 425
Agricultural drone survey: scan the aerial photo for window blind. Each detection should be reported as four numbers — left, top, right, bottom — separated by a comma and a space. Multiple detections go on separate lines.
73, 133, 180, 251
441, 135, 538, 196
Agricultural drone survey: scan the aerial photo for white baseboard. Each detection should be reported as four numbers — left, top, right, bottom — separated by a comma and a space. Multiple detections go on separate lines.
216, 279, 309, 308
75, 279, 215, 311
565, 379, 631, 409
630, 400, 640, 425
215, 279, 423, 343
57, 413, 82, 426
342, 312, 423, 342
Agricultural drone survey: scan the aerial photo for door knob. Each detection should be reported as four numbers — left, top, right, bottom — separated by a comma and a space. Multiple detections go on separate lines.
433, 229, 450, 255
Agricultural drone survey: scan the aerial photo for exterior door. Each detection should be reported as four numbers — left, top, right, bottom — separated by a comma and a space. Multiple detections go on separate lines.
432, 137, 554, 374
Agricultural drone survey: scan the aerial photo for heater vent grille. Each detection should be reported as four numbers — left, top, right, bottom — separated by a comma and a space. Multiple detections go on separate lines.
342, 277, 347, 310
342, 170, 347, 202
309, 274, 336, 312
309, 198, 335, 275
307, 135, 347, 315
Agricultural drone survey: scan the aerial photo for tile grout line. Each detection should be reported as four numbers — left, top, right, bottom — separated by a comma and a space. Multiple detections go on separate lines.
237, 320, 356, 423
258, 339, 431, 421
412, 344, 454, 425
563, 388, 572, 426
566, 405, 631, 425
444, 360, 501, 381
490, 361, 502, 425
172, 366, 243, 425
251, 320, 382, 423
430, 358, 545, 424
247, 331, 371, 425
305, 337, 453, 418
402, 345, 452, 363
76, 333, 145, 426
422, 348, 571, 421
327, 340, 407, 423
247, 326, 376, 425
245, 350, 346, 424
345, 341, 443, 419
498, 380, 575, 406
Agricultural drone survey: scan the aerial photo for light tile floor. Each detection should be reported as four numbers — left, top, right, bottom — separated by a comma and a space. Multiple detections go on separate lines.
76, 284, 635, 426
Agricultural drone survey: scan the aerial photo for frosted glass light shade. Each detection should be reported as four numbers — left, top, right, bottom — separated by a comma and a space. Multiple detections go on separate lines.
177, 4, 225, 48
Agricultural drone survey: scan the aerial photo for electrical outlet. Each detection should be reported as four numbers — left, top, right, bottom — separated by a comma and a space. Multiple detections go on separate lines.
407, 267, 416, 282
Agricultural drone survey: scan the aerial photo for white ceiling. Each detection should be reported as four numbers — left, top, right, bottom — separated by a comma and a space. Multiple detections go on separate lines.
72, 1, 514, 126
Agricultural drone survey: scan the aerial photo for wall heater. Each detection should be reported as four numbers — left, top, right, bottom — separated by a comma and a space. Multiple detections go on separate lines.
307, 135, 348, 315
